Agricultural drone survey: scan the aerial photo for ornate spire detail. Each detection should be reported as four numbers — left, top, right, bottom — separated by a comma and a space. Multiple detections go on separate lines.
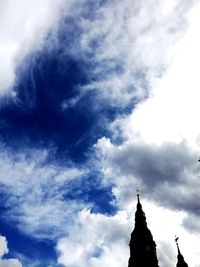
128, 191, 159, 267
175, 237, 189, 267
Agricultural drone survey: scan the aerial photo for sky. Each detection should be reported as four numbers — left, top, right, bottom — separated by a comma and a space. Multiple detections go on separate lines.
0, 0, 200, 266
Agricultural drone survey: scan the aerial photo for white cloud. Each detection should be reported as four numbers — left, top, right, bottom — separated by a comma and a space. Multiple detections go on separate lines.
1, 0, 200, 266
112, 1, 200, 147
142, 202, 200, 267
56, 201, 200, 267
0, 147, 87, 239
57, 209, 130, 267
78, 0, 196, 106
0, 0, 73, 95
0, 259, 22, 267
88, 1, 200, 267
0, 0, 196, 105
0, 236, 8, 258
0, 235, 22, 267
92, 140, 200, 263
92, 0, 200, 218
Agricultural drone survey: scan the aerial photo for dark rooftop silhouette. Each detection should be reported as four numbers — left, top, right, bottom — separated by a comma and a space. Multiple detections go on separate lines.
127, 192, 189, 267
128, 191, 159, 267
175, 236, 189, 267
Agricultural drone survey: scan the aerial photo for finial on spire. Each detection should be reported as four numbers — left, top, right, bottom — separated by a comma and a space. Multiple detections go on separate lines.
175, 236, 181, 254
175, 236, 179, 244
136, 187, 140, 203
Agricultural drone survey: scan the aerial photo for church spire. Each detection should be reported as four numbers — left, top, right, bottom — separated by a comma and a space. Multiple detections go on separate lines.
175, 237, 189, 267
128, 190, 159, 267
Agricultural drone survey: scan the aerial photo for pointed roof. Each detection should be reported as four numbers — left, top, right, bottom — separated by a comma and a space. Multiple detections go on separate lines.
175, 237, 189, 267
128, 191, 159, 267
135, 191, 147, 228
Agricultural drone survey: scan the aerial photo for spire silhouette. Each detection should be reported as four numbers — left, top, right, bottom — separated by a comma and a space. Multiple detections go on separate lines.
128, 191, 159, 267
175, 237, 188, 267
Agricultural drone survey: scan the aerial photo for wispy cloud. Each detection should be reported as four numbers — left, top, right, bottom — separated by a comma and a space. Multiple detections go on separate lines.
7, 0, 192, 108
0, 0, 73, 95
54, 1, 200, 266
1, 0, 200, 266
93, 0, 200, 214
74, 0, 195, 106
0, 146, 87, 239
87, 1, 200, 266
0, 0, 194, 105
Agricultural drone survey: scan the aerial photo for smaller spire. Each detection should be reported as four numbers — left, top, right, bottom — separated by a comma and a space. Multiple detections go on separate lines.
175, 236, 189, 267
175, 236, 181, 255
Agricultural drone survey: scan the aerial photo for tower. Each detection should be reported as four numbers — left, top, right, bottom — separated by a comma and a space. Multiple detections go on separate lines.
128, 192, 159, 267
175, 237, 188, 267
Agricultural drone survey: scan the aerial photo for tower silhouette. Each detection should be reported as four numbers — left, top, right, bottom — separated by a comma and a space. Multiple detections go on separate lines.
175, 237, 188, 267
128, 192, 159, 267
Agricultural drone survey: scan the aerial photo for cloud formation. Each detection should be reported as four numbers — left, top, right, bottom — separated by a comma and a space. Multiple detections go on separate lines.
1, 0, 200, 266
57, 209, 130, 267
56, 200, 200, 267
3, 0, 192, 105
0, 235, 22, 267
90, 0, 200, 223
0, 146, 87, 239
75, 0, 195, 106
79, 1, 200, 266
0, 0, 73, 95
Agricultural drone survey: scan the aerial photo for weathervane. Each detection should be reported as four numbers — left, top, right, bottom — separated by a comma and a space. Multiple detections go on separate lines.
175, 235, 179, 244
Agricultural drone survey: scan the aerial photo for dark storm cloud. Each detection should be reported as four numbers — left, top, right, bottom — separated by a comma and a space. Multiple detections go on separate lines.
182, 214, 200, 233
108, 141, 194, 186
98, 139, 200, 217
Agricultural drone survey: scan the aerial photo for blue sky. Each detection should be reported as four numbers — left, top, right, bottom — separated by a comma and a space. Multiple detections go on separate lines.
1, 0, 200, 266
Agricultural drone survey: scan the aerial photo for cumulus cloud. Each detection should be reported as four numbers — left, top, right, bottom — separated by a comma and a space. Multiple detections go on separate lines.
0, 235, 22, 267
87, 2, 200, 266
95, 135, 200, 218
0, 259, 22, 267
56, 200, 200, 267
110, 1, 200, 146
92, 0, 200, 216
0, 237, 8, 258
56, 209, 130, 267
